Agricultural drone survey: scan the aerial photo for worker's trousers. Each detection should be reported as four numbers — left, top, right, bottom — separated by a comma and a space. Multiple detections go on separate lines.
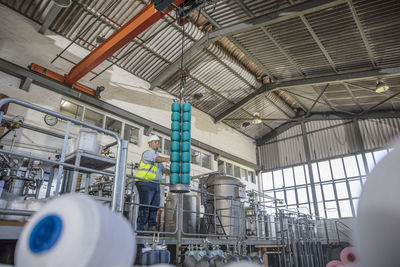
136, 181, 160, 231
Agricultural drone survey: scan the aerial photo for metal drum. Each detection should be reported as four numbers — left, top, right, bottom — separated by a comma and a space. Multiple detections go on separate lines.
204, 175, 246, 237
165, 193, 199, 234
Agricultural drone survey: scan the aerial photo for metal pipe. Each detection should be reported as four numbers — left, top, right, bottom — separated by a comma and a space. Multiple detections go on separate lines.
0, 208, 34, 216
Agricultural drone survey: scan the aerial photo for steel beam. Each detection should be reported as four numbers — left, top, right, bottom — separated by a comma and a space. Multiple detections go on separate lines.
214, 67, 400, 122
0, 58, 258, 170
347, 0, 376, 68
150, 0, 347, 89
64, 0, 184, 85
308, 84, 329, 116
256, 110, 400, 145
343, 83, 363, 112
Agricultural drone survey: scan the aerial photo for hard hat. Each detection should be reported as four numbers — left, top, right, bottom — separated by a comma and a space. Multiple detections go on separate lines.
148, 135, 160, 143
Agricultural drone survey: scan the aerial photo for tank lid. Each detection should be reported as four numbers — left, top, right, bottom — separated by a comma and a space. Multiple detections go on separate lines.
205, 174, 244, 187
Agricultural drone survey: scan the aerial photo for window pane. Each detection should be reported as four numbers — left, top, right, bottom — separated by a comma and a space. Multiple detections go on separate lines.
283, 168, 294, 187
191, 150, 201, 166
275, 190, 285, 204
294, 166, 306, 185
124, 124, 140, 144
343, 156, 359, 177
314, 184, 323, 202
163, 139, 171, 156
242, 169, 249, 182
218, 160, 225, 173
318, 202, 325, 218
335, 182, 349, 199
330, 159, 345, 179
297, 187, 308, 203
318, 161, 332, 181
60, 100, 83, 119
273, 170, 283, 189
234, 166, 240, 178
286, 189, 296, 205
349, 180, 362, 198
325, 201, 339, 219
312, 163, 320, 182
84, 109, 104, 127
357, 154, 367, 175
226, 163, 233, 176
373, 149, 388, 165
248, 171, 255, 184
298, 204, 310, 214
339, 200, 353, 218
201, 153, 212, 169
105, 117, 122, 135
322, 183, 335, 200
365, 152, 375, 172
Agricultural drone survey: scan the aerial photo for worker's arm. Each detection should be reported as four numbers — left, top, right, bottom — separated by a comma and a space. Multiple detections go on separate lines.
155, 155, 170, 163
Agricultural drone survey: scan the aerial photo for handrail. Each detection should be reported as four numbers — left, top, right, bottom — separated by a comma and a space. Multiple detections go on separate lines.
0, 98, 126, 213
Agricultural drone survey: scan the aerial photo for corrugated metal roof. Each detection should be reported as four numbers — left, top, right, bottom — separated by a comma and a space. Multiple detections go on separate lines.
258, 118, 400, 170
2, 0, 400, 140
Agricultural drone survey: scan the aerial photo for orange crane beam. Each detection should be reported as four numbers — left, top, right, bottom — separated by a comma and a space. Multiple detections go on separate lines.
64, 0, 185, 86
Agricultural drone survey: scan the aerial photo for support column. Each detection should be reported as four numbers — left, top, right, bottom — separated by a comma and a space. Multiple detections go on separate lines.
301, 121, 320, 218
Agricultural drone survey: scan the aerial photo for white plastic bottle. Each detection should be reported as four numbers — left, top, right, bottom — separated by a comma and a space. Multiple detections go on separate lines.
15, 193, 135, 267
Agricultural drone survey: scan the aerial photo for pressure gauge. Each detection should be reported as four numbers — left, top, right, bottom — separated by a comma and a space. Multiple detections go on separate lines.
44, 114, 58, 126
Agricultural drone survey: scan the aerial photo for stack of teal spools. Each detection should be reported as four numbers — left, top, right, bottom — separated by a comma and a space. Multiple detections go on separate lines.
169, 100, 191, 189
181, 101, 191, 185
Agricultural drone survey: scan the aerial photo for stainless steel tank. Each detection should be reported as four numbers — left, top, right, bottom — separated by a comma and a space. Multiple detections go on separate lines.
165, 193, 199, 234
204, 174, 246, 236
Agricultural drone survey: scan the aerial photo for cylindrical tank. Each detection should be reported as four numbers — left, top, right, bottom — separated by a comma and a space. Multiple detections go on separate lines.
165, 194, 199, 234
204, 175, 245, 237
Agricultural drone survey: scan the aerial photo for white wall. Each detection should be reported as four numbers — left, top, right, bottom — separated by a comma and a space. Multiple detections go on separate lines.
0, 5, 257, 180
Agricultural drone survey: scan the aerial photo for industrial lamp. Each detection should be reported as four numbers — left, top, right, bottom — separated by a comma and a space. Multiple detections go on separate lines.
376, 79, 390, 93
252, 112, 262, 125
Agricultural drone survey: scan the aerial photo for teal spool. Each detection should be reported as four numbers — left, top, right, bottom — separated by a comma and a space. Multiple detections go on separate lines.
170, 152, 180, 162
182, 131, 191, 141
171, 102, 181, 112
171, 131, 180, 141
170, 163, 180, 173
181, 152, 190, 163
181, 141, 191, 152
181, 163, 190, 173
181, 173, 190, 185
171, 112, 180, 122
171, 141, 180, 152
171, 121, 180, 131
182, 112, 191, 122
183, 103, 191, 112
182, 122, 191, 131
170, 173, 180, 184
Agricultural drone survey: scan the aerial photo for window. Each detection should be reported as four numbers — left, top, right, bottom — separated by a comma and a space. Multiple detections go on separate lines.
242, 168, 248, 182
84, 109, 104, 127
60, 100, 83, 119
234, 165, 240, 178
297, 187, 308, 203
286, 189, 296, 205
248, 171, 255, 184
191, 150, 201, 165
105, 117, 122, 135
124, 124, 140, 145
330, 159, 345, 179
343, 156, 359, 177
283, 168, 294, 187
218, 160, 225, 173
226, 163, 233, 176
339, 200, 352, 217
163, 139, 171, 156
294, 166, 306, 185
273, 170, 283, 189
201, 153, 212, 169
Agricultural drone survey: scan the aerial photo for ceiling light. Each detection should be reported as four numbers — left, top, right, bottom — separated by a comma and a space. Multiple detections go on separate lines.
193, 92, 203, 100
242, 121, 250, 128
376, 80, 390, 93
252, 112, 262, 125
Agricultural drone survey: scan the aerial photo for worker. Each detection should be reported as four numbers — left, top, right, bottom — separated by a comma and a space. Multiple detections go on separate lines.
135, 134, 170, 231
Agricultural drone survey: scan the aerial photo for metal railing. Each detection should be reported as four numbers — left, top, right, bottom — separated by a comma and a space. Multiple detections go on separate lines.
0, 98, 127, 213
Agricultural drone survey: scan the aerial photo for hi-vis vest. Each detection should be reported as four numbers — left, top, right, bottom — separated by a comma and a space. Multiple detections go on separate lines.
135, 149, 159, 181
